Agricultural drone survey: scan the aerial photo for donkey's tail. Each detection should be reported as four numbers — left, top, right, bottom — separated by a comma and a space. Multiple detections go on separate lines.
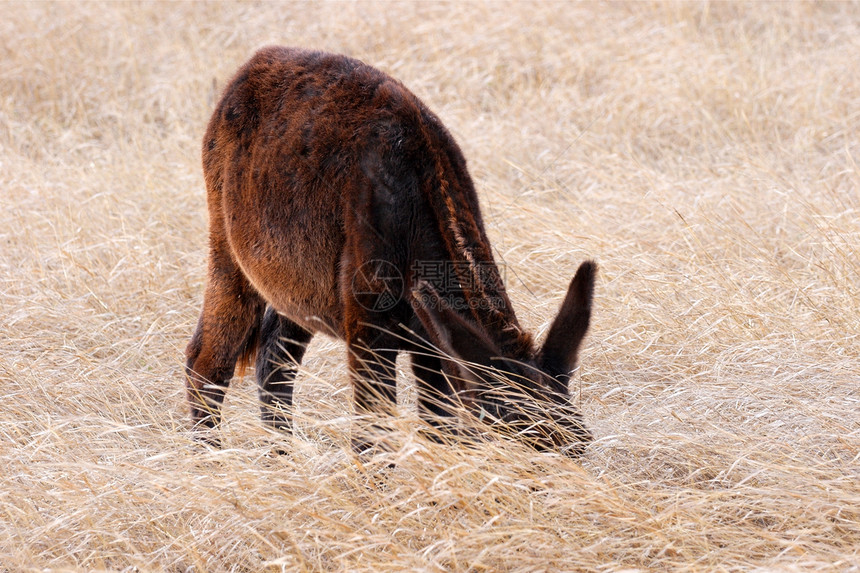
235, 310, 263, 381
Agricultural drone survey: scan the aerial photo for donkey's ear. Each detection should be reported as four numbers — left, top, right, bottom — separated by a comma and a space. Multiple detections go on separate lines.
412, 281, 500, 368
538, 261, 597, 380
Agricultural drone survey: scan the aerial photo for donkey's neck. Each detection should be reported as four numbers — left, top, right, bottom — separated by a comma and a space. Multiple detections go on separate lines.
417, 120, 534, 360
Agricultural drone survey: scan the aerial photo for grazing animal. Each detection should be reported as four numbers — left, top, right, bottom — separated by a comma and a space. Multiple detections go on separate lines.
185, 46, 596, 456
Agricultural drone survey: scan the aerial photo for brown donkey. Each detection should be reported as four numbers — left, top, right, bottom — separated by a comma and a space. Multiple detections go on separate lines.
185, 46, 596, 456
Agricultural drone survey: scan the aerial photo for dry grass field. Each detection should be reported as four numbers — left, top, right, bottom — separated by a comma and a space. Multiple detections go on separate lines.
2, 1, 859, 570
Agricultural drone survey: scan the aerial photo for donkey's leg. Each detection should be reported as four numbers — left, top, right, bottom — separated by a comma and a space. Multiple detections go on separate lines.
185, 247, 263, 438
350, 347, 398, 414
346, 326, 399, 454
255, 307, 313, 432
411, 352, 460, 440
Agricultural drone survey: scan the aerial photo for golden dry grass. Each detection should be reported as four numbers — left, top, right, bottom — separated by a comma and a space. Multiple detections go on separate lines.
1, 1, 859, 570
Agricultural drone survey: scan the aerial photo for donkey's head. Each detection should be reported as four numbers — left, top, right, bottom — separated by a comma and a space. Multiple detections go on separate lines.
412, 261, 596, 457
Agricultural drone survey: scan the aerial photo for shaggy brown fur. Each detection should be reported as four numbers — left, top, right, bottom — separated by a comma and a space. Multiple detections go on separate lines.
185, 46, 596, 455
